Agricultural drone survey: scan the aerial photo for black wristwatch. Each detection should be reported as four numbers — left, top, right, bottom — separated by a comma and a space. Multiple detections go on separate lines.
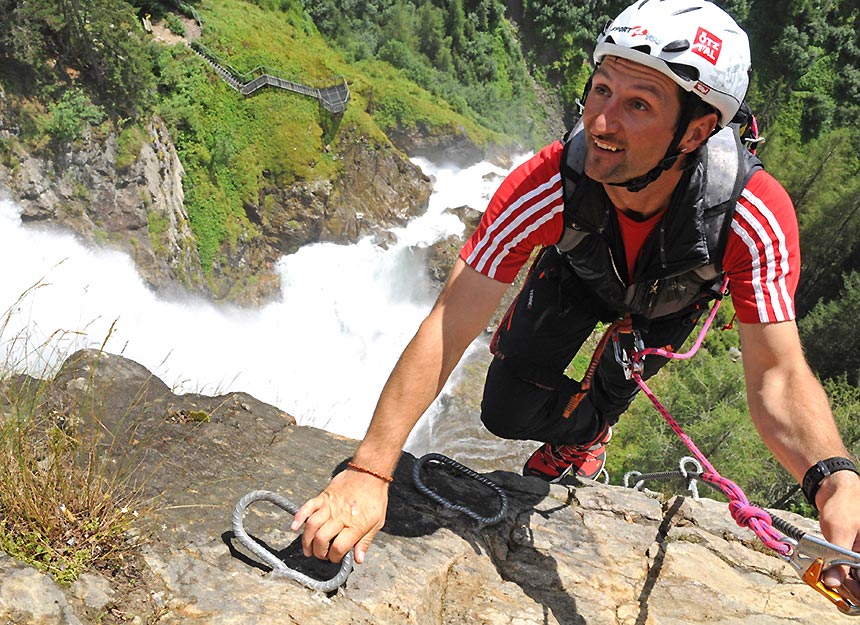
801, 456, 859, 510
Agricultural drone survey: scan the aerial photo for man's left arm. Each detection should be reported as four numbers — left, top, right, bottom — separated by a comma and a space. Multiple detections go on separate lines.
738, 319, 860, 590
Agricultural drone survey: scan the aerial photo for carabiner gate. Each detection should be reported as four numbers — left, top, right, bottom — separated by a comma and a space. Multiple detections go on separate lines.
782, 534, 860, 615
612, 328, 644, 380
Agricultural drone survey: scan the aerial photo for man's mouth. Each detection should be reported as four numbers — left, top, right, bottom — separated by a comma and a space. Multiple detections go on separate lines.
594, 139, 622, 152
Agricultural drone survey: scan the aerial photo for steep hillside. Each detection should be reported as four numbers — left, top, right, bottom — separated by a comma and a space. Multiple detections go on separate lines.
0, 0, 524, 303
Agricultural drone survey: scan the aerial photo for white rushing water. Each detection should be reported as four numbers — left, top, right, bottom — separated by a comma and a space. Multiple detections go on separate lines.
0, 155, 525, 442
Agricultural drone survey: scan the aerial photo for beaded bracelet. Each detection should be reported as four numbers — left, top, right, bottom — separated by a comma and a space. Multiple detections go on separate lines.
347, 461, 394, 484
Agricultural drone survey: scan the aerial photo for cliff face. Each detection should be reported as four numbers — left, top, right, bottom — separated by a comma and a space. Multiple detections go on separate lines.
0, 350, 851, 625
0, 117, 205, 297
256, 129, 432, 260
0, 117, 432, 305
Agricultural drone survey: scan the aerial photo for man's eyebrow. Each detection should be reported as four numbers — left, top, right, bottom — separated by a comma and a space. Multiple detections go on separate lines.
594, 65, 670, 102
629, 81, 669, 102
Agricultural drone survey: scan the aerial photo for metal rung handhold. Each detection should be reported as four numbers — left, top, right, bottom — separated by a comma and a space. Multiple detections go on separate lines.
622, 456, 703, 499
413, 453, 508, 527
232, 490, 353, 592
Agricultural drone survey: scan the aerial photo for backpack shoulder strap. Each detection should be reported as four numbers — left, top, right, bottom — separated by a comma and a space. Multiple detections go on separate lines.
556, 120, 613, 252
702, 126, 763, 273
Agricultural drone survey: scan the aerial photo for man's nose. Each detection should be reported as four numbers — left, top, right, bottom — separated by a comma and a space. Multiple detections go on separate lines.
589, 99, 620, 135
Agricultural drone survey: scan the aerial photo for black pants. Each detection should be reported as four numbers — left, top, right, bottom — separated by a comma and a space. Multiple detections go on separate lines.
480, 247, 704, 446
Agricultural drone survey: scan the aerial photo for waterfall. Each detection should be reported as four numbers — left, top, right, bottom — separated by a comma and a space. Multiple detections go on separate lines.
0, 155, 525, 445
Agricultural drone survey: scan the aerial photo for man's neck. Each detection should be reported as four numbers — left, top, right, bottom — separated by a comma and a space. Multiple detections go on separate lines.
603, 162, 685, 219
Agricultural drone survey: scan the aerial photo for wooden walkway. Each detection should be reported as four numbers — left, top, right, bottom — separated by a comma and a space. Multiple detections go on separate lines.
190, 43, 350, 114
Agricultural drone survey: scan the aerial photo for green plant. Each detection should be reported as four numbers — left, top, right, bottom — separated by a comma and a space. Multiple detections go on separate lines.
165, 13, 187, 37
116, 123, 148, 172
0, 136, 19, 171
95, 231, 111, 248
147, 209, 171, 258
72, 182, 91, 202
186, 409, 210, 423
41, 89, 105, 145
0, 292, 148, 586
0, 413, 142, 586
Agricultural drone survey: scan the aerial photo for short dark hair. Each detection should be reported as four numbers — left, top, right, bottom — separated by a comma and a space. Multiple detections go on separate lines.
675, 87, 718, 131
691, 97, 719, 123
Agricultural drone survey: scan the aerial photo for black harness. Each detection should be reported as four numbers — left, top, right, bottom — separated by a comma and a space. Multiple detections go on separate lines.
555, 124, 762, 319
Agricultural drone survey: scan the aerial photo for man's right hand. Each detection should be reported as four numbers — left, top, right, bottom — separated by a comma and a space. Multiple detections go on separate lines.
288, 261, 507, 566
291, 468, 389, 564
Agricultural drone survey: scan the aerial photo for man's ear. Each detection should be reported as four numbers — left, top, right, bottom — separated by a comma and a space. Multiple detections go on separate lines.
681, 112, 719, 152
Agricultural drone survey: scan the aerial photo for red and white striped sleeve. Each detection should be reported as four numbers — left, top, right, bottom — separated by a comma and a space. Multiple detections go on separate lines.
724, 170, 800, 324
459, 142, 566, 283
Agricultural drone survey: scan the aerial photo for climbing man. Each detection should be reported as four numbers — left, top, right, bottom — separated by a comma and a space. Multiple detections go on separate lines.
293, 0, 860, 596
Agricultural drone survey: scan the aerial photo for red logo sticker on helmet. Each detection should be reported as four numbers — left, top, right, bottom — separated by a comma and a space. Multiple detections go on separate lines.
693, 27, 722, 65
693, 82, 711, 96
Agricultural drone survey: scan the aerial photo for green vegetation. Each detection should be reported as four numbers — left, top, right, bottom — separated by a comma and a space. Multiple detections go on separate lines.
42, 88, 106, 144
0, 0, 508, 278
165, 13, 187, 36
0, 299, 145, 586
517, 0, 617, 127
154, 0, 507, 272
116, 122, 148, 171
0, 406, 142, 585
799, 271, 860, 386
300, 0, 546, 146
0, 0, 156, 116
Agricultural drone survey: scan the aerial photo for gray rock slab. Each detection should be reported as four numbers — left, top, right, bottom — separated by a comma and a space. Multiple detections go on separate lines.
0, 352, 856, 624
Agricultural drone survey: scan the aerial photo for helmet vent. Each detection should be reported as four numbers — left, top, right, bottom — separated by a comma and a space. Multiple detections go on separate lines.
662, 39, 690, 53
672, 6, 702, 15
667, 62, 700, 82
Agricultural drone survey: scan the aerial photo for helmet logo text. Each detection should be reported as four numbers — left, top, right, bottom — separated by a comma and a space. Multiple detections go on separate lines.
693, 27, 722, 65
693, 82, 711, 96
606, 24, 661, 46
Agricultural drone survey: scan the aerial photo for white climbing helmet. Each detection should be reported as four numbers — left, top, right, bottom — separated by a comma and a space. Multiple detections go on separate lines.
594, 0, 751, 126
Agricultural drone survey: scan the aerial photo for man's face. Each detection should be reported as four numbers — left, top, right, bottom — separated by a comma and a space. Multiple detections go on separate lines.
582, 56, 683, 185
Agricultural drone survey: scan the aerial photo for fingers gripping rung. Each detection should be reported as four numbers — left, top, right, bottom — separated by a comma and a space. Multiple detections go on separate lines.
232, 490, 353, 592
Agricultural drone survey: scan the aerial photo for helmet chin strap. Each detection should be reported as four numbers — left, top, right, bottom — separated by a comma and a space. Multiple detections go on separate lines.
606, 152, 683, 192
606, 92, 699, 193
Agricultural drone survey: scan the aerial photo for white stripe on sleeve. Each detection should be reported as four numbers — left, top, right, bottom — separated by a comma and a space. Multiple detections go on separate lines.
467, 173, 563, 277
730, 217, 771, 322
739, 188, 794, 319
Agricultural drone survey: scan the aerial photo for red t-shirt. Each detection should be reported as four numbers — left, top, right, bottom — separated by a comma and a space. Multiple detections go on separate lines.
615, 207, 665, 280
460, 141, 800, 323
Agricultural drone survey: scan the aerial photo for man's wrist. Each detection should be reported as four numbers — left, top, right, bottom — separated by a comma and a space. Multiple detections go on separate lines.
347, 461, 394, 484
802, 456, 860, 510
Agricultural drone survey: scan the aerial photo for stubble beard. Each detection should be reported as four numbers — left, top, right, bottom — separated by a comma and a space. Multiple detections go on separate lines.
584, 148, 631, 185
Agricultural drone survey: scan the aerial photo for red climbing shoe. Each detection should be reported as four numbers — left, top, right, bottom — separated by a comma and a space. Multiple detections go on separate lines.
523, 425, 612, 482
